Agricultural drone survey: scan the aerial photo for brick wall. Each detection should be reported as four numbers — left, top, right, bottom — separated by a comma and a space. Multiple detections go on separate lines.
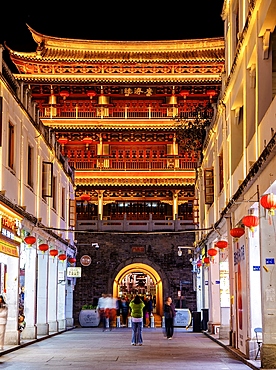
73, 232, 197, 323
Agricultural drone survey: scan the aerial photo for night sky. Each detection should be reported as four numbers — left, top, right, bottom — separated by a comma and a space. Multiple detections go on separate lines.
1, 3, 224, 51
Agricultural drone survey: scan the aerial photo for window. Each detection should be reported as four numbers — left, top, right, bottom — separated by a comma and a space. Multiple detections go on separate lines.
204, 168, 214, 205
61, 187, 65, 219
219, 150, 224, 193
8, 122, 15, 170
27, 144, 34, 188
42, 161, 53, 199
69, 199, 76, 227
52, 176, 57, 210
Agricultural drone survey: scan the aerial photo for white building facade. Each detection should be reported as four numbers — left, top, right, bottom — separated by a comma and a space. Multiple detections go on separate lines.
195, 1, 276, 368
0, 46, 76, 346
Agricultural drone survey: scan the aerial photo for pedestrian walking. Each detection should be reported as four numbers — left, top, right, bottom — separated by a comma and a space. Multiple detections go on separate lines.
164, 296, 176, 339
97, 293, 108, 331
129, 294, 145, 346
0, 295, 8, 350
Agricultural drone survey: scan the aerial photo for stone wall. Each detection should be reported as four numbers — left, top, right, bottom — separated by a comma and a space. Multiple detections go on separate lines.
73, 232, 196, 323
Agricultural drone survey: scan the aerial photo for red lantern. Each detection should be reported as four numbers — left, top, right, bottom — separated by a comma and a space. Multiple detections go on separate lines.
82, 137, 93, 145
260, 193, 276, 216
59, 90, 70, 100
58, 253, 67, 262
179, 89, 190, 98
24, 236, 36, 245
87, 91, 97, 99
38, 243, 49, 254
207, 248, 217, 261
68, 257, 76, 264
80, 193, 91, 202
50, 249, 58, 258
215, 240, 228, 251
242, 215, 259, 233
57, 137, 68, 145
206, 90, 217, 99
203, 256, 210, 266
230, 227, 245, 240
196, 260, 202, 268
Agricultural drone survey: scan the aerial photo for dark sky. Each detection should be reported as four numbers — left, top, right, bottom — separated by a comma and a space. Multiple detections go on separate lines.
1, 3, 224, 53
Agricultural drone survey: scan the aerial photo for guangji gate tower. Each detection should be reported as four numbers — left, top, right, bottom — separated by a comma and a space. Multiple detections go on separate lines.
6, 25, 224, 314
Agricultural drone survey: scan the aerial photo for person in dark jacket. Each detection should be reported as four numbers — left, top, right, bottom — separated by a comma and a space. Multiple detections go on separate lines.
120, 296, 129, 327
164, 296, 177, 339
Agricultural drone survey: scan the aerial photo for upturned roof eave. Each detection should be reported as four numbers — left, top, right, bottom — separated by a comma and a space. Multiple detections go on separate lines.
26, 24, 224, 52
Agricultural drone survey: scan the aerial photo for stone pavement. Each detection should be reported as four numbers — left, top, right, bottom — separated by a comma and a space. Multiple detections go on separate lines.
0, 327, 261, 370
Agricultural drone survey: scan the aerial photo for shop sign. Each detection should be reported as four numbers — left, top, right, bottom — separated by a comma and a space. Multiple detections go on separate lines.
0, 238, 19, 257
1, 217, 16, 232
80, 255, 91, 266
132, 246, 145, 253
67, 267, 82, 277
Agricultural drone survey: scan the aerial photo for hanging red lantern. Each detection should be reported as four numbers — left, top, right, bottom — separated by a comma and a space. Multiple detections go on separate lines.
82, 137, 93, 145
24, 236, 36, 245
59, 90, 70, 100
196, 260, 202, 268
68, 257, 76, 264
215, 240, 228, 251
179, 89, 190, 98
230, 227, 245, 240
57, 137, 68, 145
58, 253, 67, 262
206, 89, 217, 98
38, 243, 49, 254
50, 249, 58, 258
203, 256, 210, 266
87, 91, 97, 99
260, 193, 276, 216
242, 215, 259, 233
207, 248, 217, 261
80, 193, 91, 202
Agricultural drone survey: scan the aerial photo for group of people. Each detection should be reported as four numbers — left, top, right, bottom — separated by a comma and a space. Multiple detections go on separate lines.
97, 292, 177, 346
97, 293, 119, 331
127, 293, 176, 346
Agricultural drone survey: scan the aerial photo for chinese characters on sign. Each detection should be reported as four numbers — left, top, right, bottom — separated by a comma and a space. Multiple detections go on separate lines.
67, 267, 82, 278
132, 246, 145, 253
124, 88, 153, 97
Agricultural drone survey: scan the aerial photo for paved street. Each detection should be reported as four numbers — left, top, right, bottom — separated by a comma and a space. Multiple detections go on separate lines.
0, 327, 260, 370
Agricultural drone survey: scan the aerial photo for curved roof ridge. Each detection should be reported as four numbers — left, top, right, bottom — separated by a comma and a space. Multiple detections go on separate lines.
26, 24, 224, 53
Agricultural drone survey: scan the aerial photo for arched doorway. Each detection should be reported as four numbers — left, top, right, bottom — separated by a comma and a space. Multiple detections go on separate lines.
112, 262, 164, 317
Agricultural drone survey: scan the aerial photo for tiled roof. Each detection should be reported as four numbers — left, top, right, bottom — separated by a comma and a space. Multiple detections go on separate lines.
6, 25, 224, 64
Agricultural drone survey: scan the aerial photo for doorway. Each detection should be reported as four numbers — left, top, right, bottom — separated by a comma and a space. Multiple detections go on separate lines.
112, 263, 163, 317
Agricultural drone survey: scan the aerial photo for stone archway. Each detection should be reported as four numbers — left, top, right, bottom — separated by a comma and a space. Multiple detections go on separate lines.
110, 259, 168, 317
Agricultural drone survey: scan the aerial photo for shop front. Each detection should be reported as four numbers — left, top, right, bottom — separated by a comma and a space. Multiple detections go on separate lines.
0, 202, 23, 345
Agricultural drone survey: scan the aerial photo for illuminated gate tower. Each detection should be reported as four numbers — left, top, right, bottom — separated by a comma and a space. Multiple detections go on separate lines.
6, 25, 224, 226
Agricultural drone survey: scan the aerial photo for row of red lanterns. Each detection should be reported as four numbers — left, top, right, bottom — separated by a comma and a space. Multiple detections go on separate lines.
23, 237, 75, 263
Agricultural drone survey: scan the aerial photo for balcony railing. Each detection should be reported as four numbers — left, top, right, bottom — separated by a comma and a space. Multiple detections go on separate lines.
41, 104, 213, 120
77, 218, 195, 232
68, 157, 197, 171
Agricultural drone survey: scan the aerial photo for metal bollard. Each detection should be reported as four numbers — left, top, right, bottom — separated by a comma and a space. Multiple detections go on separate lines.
128, 316, 132, 327
150, 314, 155, 328
162, 316, 165, 328
116, 316, 120, 327
106, 317, 109, 328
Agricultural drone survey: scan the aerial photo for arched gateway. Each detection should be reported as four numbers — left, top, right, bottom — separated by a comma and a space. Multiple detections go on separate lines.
111, 259, 168, 317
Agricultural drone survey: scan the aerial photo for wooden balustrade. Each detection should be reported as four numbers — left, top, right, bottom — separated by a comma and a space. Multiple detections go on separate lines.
40, 101, 213, 120
68, 157, 197, 171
